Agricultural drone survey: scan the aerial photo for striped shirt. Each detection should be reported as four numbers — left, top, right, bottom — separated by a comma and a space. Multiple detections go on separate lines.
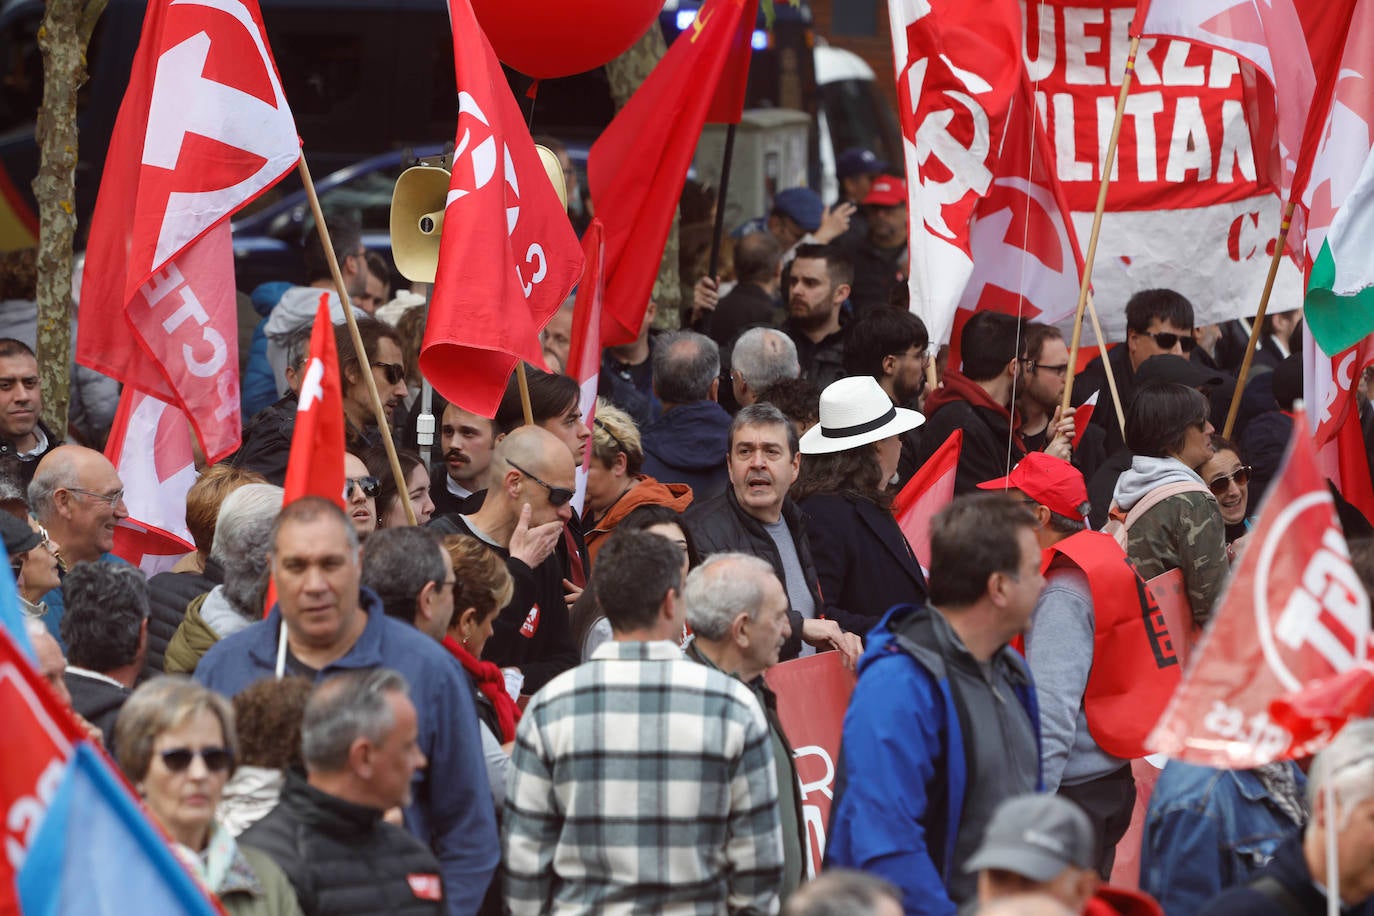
503, 639, 784, 915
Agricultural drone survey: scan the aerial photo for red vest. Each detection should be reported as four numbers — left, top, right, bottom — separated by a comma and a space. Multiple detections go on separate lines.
1043, 530, 1182, 759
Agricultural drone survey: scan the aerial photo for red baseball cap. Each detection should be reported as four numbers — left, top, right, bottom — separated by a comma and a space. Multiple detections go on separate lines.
862, 175, 906, 207
977, 452, 1089, 523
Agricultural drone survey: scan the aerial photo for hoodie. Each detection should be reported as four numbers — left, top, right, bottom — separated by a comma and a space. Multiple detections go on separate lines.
164, 587, 254, 675
1111, 456, 1227, 624
241, 281, 293, 418
917, 368, 1026, 495
640, 400, 733, 500
262, 286, 367, 397
584, 476, 694, 563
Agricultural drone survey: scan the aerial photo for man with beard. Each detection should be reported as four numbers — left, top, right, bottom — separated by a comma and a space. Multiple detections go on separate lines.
336, 318, 409, 454
845, 176, 908, 318
1018, 324, 1105, 483
842, 307, 930, 488
781, 243, 852, 389
430, 402, 496, 516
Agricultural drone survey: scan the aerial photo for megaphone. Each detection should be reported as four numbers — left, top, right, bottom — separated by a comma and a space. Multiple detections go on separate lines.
390, 165, 451, 283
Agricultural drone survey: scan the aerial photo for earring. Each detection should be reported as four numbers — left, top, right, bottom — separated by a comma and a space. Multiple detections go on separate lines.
461, 636, 470, 647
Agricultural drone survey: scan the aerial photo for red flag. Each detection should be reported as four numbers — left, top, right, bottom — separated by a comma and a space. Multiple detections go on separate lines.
0, 627, 85, 913
105, 390, 197, 575
1147, 405, 1374, 767
567, 220, 605, 514
1072, 391, 1099, 450
1269, 664, 1374, 756
420, 0, 584, 420
589, 0, 758, 346
283, 298, 346, 508
892, 429, 963, 571
1304, 330, 1374, 523
77, 0, 298, 462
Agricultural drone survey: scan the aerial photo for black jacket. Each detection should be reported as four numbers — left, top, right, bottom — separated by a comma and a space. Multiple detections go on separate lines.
0, 419, 58, 488
916, 369, 1026, 495
797, 493, 928, 635
1073, 345, 1136, 457
63, 670, 129, 748
1202, 835, 1374, 915
145, 558, 222, 678
240, 770, 446, 916
228, 394, 297, 485
707, 281, 779, 349
686, 487, 826, 660
783, 319, 847, 389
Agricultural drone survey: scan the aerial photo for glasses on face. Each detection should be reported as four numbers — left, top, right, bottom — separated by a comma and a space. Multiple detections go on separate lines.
371, 361, 406, 386
159, 746, 234, 773
507, 459, 574, 507
65, 487, 124, 508
344, 476, 381, 500
1026, 361, 1070, 378
1207, 465, 1252, 496
1139, 330, 1196, 353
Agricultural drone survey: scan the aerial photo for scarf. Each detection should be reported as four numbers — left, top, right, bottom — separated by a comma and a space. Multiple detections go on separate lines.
443, 635, 520, 743
1254, 761, 1307, 825
173, 820, 237, 895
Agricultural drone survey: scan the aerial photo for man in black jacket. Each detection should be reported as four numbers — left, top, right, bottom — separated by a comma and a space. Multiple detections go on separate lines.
0, 338, 58, 487
241, 668, 445, 916
59, 561, 147, 747
685, 403, 861, 665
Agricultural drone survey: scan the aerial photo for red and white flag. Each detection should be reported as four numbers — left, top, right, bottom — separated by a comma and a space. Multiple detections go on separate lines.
1303, 329, 1374, 523
283, 297, 346, 509
104, 389, 197, 576
1072, 391, 1099, 449
893, 429, 962, 572
1269, 664, 1374, 756
420, 0, 584, 420
567, 220, 605, 514
1146, 405, 1374, 767
589, 0, 757, 346
77, 0, 298, 462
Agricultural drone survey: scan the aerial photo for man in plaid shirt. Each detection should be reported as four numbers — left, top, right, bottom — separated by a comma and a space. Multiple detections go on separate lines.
503, 529, 785, 915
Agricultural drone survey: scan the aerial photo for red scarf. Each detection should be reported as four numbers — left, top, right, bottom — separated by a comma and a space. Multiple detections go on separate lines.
443, 635, 521, 743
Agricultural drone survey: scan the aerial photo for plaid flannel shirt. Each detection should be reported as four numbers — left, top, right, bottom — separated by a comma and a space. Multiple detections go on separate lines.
502, 639, 784, 915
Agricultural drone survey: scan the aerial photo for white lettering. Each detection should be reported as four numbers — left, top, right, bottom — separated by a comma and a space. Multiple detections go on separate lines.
1274, 528, 1369, 672
1107, 8, 1135, 85
183, 327, 227, 377
1209, 50, 1240, 89
161, 287, 211, 334
1162, 40, 1206, 86
143, 263, 186, 308
1053, 94, 1092, 182
1166, 98, 1213, 181
1217, 99, 1257, 182
1124, 92, 1164, 182
1132, 38, 1162, 87
1023, 4, 1056, 82
1096, 95, 1119, 179
5, 758, 64, 869
1062, 7, 1105, 85
521, 244, 548, 298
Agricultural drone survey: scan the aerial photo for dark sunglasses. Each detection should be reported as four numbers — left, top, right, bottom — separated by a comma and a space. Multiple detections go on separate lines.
345, 476, 381, 500
1207, 465, 1252, 496
507, 459, 574, 507
371, 361, 406, 386
160, 746, 233, 773
1139, 330, 1195, 353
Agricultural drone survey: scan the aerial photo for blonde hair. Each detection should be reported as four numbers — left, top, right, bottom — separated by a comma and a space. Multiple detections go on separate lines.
114, 676, 238, 782
443, 534, 515, 623
590, 399, 643, 475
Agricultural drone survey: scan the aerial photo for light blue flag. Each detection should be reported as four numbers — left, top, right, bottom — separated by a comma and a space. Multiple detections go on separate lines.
0, 545, 34, 661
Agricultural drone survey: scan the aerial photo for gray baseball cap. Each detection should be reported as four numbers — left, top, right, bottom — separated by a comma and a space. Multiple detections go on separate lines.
964, 794, 1096, 881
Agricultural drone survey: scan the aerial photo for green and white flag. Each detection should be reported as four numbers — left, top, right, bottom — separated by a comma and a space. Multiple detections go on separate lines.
1307, 147, 1374, 356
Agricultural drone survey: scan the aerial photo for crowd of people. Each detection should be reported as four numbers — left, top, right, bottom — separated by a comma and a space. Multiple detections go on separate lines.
4, 143, 1374, 916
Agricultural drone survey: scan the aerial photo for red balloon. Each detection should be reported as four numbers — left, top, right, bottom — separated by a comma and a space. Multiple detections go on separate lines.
470, 0, 663, 80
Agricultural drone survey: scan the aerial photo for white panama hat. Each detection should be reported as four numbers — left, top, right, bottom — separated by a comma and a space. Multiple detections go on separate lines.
799, 376, 924, 455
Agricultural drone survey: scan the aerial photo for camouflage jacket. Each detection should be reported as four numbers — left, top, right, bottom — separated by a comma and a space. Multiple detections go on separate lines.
1124, 489, 1228, 626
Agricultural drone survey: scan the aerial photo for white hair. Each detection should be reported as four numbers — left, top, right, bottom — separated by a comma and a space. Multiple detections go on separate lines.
1307, 718, 1374, 828
682, 553, 779, 641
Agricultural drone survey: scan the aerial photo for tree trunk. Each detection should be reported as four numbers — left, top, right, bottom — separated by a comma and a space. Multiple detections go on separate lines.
33, 0, 105, 437
605, 27, 680, 330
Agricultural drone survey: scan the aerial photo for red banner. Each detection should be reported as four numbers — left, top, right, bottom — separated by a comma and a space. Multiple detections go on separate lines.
765, 652, 856, 878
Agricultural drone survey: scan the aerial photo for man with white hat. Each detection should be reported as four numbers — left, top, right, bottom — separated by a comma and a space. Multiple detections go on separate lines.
977, 453, 1180, 879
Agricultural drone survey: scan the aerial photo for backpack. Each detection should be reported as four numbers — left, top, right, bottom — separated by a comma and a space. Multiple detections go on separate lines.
1101, 479, 1211, 550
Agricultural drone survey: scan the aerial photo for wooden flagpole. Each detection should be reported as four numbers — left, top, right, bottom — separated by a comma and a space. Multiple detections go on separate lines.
1223, 199, 1297, 438
298, 155, 417, 526
515, 362, 535, 426
1061, 36, 1139, 417
1085, 292, 1127, 434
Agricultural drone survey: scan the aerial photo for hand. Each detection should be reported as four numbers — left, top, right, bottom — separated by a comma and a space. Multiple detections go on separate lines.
508, 503, 563, 568
813, 202, 856, 244
691, 276, 720, 324
562, 578, 584, 609
801, 618, 863, 669
1044, 405, 1074, 461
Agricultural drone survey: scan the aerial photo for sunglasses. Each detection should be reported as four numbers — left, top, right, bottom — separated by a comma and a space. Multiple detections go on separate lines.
371, 361, 406, 386
1138, 330, 1196, 353
159, 746, 233, 773
345, 476, 381, 500
1207, 465, 1252, 496
1026, 361, 1070, 378
507, 459, 574, 507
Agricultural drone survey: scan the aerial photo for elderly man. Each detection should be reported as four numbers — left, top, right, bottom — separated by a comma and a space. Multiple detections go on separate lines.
361, 526, 455, 641
731, 327, 800, 409
640, 330, 732, 497
684, 553, 806, 902
241, 669, 444, 915
194, 496, 497, 916
504, 530, 784, 915
28, 444, 132, 642
59, 561, 149, 747
430, 425, 577, 694
687, 403, 862, 665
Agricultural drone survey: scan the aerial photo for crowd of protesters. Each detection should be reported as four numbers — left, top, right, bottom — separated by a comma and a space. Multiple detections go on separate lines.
4, 147, 1374, 916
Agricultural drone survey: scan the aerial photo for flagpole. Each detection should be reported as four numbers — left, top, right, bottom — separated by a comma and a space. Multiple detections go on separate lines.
515, 363, 534, 426
1325, 775, 1339, 916
707, 123, 738, 279
1223, 199, 1297, 438
1086, 292, 1127, 433
1061, 36, 1139, 416
297, 155, 417, 526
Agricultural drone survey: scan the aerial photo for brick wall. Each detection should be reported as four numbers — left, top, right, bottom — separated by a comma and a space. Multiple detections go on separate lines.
809, 0, 898, 111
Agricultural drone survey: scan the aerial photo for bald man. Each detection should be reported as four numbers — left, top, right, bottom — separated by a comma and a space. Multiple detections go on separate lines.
430, 426, 578, 692
28, 445, 134, 643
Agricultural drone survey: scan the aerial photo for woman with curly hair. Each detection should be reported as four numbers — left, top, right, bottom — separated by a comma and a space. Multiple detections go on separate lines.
794, 376, 928, 635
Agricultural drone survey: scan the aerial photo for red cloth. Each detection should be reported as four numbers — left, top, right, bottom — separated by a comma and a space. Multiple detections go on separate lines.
443, 635, 520, 743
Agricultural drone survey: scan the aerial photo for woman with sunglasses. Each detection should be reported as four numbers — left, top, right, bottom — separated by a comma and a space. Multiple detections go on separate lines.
342, 452, 378, 541
1199, 435, 1254, 560
4, 513, 60, 618
113, 677, 302, 915
363, 447, 435, 528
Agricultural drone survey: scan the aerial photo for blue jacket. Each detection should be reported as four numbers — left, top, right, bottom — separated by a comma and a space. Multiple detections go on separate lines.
826, 604, 1040, 916
194, 588, 499, 916
640, 400, 732, 500
241, 281, 292, 419
1141, 761, 1306, 915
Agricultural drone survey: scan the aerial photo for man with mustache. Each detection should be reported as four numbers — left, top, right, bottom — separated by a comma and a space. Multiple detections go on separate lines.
430, 402, 496, 517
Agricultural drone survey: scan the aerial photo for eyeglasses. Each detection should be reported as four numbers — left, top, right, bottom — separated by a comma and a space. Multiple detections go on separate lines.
159, 746, 234, 774
1026, 361, 1070, 378
344, 476, 381, 500
371, 361, 406, 386
507, 459, 574, 507
1207, 465, 1252, 496
65, 487, 124, 508
1138, 330, 1196, 353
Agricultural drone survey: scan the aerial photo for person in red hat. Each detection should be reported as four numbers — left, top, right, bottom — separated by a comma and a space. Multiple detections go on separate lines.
978, 452, 1182, 879
846, 174, 909, 318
